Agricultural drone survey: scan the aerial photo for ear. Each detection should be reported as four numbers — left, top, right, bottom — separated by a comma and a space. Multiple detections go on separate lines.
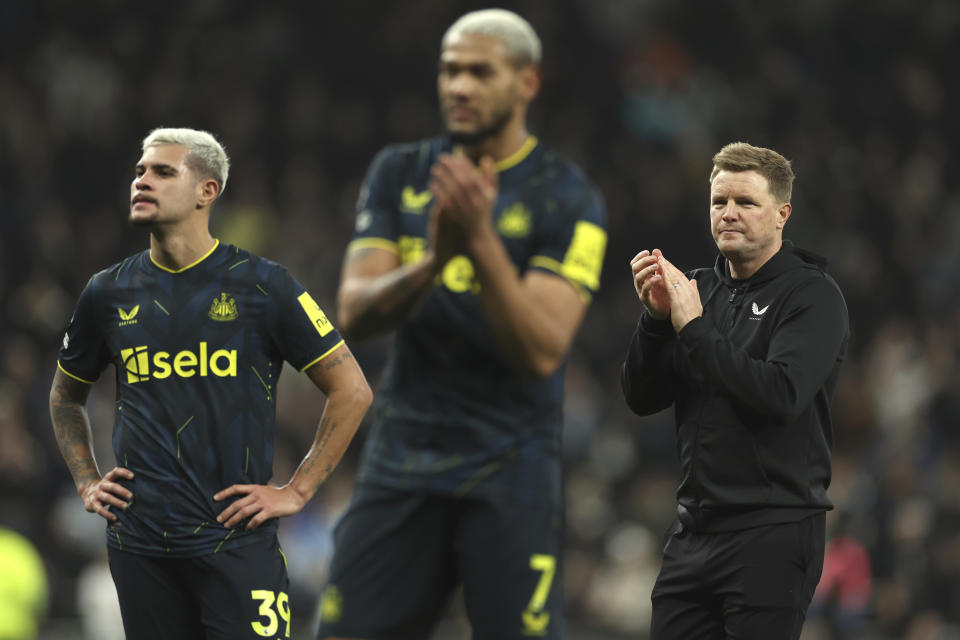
517, 65, 541, 102
196, 178, 221, 209
776, 202, 792, 229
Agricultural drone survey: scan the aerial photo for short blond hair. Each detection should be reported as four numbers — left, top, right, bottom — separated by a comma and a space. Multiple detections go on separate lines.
142, 127, 230, 194
442, 9, 541, 67
710, 142, 794, 203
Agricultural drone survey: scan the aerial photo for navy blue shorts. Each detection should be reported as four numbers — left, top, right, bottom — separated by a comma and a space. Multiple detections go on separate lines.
316, 483, 564, 640
651, 513, 826, 640
107, 534, 291, 640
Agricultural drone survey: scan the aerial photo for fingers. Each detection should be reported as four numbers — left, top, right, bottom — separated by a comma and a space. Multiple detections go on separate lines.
93, 501, 118, 522
101, 467, 134, 500
98, 482, 133, 508
430, 154, 495, 214
216, 495, 256, 529
657, 256, 688, 289
213, 483, 253, 502
430, 159, 470, 213
215, 484, 279, 529
630, 250, 663, 298
104, 467, 135, 481
479, 156, 498, 191
85, 467, 134, 519
630, 249, 663, 274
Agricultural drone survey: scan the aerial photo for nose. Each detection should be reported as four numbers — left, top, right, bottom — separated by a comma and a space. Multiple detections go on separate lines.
445, 71, 476, 99
720, 201, 738, 220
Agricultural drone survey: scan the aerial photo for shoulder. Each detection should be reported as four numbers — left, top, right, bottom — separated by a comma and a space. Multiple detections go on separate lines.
223, 245, 295, 282
85, 250, 149, 293
369, 137, 446, 174
794, 266, 847, 305
537, 146, 600, 194
776, 263, 848, 322
531, 145, 607, 225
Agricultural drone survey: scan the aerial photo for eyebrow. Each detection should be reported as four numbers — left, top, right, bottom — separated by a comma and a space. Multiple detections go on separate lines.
136, 162, 179, 173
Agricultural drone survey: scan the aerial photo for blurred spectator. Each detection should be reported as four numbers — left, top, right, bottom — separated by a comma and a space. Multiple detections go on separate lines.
0, 527, 48, 640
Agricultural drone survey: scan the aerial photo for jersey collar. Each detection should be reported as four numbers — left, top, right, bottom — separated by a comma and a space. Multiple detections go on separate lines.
150, 239, 221, 273
495, 136, 538, 172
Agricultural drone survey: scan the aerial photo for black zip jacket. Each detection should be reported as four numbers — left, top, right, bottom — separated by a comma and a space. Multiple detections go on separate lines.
621, 241, 849, 532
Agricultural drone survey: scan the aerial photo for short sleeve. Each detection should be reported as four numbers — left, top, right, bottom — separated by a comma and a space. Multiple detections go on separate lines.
268, 268, 345, 372
58, 278, 111, 383
528, 182, 608, 302
345, 147, 402, 256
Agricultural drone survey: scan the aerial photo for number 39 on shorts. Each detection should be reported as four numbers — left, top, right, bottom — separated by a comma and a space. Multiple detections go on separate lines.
251, 590, 291, 638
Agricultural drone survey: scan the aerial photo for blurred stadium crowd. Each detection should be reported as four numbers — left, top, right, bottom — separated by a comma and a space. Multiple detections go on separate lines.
2, 0, 959, 638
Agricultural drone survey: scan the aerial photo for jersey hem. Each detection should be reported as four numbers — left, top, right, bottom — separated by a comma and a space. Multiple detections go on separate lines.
105, 524, 274, 558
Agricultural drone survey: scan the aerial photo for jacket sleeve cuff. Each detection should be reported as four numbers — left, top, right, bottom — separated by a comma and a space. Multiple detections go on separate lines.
640, 311, 675, 337
677, 316, 712, 347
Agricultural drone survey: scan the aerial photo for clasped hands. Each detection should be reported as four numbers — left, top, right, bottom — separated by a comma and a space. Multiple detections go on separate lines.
630, 248, 702, 333
426, 152, 498, 267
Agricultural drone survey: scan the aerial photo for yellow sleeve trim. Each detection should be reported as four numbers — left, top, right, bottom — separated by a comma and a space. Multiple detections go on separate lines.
300, 339, 346, 372
57, 361, 97, 384
346, 238, 399, 255
528, 256, 593, 304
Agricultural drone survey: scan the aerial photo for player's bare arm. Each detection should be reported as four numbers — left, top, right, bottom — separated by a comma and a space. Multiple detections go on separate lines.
336, 244, 447, 341
214, 343, 372, 530
430, 152, 587, 379
49, 368, 134, 522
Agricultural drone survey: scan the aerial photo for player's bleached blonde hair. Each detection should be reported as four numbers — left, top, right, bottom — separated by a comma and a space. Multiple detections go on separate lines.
442, 9, 542, 67
710, 142, 794, 203
142, 127, 230, 194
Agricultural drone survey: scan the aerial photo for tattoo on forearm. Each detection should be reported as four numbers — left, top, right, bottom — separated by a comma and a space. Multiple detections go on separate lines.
299, 414, 339, 491
50, 381, 99, 486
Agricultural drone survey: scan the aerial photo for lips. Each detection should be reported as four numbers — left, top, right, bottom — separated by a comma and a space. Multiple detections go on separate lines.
446, 105, 476, 120
131, 196, 157, 206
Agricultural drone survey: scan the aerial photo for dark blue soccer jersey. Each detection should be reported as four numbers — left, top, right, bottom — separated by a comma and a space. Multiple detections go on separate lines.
349, 137, 607, 501
57, 241, 343, 556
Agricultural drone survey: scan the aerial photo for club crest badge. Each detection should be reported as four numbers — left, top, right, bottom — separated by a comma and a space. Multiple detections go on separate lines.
208, 293, 238, 322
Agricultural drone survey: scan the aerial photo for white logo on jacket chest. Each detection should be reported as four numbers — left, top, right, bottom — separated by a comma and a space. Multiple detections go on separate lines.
750, 301, 770, 319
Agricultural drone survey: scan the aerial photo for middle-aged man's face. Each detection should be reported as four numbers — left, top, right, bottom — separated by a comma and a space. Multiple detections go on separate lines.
130, 144, 205, 227
710, 169, 790, 268
438, 32, 528, 145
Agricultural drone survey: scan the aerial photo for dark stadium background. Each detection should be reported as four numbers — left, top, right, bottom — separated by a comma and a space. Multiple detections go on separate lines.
2, 0, 958, 638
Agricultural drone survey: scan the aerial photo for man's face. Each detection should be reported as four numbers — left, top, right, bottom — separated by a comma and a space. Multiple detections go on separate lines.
437, 32, 526, 145
130, 144, 201, 226
710, 169, 790, 266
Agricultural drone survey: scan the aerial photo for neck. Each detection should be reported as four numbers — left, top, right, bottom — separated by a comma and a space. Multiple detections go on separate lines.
457, 121, 531, 165
727, 241, 782, 280
728, 260, 759, 281
149, 223, 216, 272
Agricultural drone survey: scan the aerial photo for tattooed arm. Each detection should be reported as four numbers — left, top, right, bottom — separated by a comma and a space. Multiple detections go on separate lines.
215, 343, 372, 529
49, 368, 133, 522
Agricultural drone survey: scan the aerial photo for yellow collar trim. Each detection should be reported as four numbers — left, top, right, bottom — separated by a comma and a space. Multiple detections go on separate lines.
150, 239, 220, 273
495, 136, 538, 172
